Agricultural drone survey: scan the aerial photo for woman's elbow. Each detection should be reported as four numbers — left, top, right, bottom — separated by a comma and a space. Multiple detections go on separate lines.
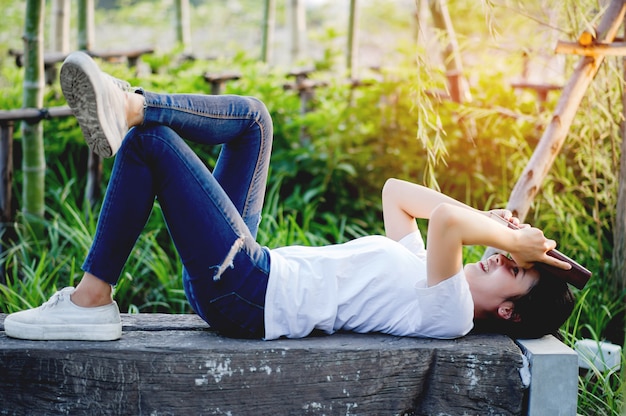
430, 203, 462, 229
382, 178, 401, 201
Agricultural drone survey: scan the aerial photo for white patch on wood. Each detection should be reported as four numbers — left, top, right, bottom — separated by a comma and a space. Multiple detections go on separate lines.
203, 359, 234, 382
194, 377, 208, 386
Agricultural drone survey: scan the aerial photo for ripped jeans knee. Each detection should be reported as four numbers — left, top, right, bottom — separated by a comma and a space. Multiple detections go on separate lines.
210, 236, 246, 281
182, 239, 271, 339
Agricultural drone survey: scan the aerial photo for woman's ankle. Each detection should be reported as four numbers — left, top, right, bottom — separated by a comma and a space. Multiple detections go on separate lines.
71, 273, 113, 307
127, 92, 145, 128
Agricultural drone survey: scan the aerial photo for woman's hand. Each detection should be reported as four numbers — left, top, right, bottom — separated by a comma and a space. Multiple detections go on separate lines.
485, 209, 571, 270
485, 209, 523, 229
508, 226, 559, 269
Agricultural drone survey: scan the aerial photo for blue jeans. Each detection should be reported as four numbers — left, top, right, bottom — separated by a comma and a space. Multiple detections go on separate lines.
82, 92, 273, 338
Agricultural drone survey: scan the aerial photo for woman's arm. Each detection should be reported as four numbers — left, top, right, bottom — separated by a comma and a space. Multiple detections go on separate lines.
382, 178, 481, 241
381, 178, 570, 286
426, 203, 568, 285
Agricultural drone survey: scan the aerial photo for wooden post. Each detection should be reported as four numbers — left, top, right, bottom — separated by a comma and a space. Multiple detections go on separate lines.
0, 122, 14, 228
203, 73, 241, 95
47, 0, 70, 84
0, 121, 15, 280
21, 0, 46, 234
50, 0, 70, 53
77, 0, 94, 51
289, 0, 306, 64
261, 0, 276, 63
555, 40, 626, 56
427, 0, 469, 103
347, 0, 359, 80
504, 0, 626, 223
175, 0, 192, 54
85, 152, 102, 208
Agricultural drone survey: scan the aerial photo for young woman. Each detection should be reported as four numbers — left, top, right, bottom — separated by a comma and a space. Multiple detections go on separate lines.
3, 52, 574, 342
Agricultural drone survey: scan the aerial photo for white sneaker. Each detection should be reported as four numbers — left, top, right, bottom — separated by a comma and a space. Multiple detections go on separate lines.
4, 287, 122, 341
60, 51, 128, 158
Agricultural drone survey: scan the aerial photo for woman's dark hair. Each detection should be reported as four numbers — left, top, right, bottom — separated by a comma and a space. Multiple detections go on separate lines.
473, 272, 575, 339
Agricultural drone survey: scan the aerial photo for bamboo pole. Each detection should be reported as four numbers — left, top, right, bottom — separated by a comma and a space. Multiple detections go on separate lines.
175, 0, 192, 54
427, 0, 469, 103
77, 0, 94, 51
0, 120, 14, 281
556, 40, 626, 56
347, 0, 359, 80
50, 0, 70, 53
504, 0, 626, 223
0, 107, 72, 122
289, 0, 306, 64
261, 0, 276, 63
21, 0, 46, 234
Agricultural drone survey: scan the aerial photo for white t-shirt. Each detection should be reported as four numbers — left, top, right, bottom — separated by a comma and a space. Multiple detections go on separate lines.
264, 230, 474, 340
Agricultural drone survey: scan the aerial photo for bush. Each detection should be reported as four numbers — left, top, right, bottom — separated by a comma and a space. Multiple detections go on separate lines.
0, 1, 623, 413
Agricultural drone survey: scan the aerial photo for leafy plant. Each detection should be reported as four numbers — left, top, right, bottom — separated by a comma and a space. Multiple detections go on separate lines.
0, 1, 624, 414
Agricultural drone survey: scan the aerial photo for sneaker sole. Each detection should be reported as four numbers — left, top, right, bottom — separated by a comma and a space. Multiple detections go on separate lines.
60, 53, 120, 158
5, 320, 122, 341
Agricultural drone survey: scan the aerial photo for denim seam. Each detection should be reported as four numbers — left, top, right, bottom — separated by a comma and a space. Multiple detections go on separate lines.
242, 116, 269, 222
145, 101, 261, 121
209, 291, 264, 311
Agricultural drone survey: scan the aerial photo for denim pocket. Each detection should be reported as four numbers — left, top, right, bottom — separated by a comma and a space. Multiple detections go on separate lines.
207, 291, 265, 338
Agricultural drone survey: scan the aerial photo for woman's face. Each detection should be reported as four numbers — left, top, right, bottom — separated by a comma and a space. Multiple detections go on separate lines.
465, 253, 540, 307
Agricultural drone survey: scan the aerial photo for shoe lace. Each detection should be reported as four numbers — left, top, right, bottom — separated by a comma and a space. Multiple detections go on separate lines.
103, 73, 132, 92
40, 288, 73, 310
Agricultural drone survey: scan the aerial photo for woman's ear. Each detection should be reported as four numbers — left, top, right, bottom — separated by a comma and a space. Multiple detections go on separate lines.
497, 301, 521, 322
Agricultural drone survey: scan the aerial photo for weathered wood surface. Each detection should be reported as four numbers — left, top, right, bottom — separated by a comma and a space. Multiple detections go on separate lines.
0, 313, 526, 416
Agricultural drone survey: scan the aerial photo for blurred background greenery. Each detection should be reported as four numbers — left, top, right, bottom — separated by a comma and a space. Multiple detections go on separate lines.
0, 1, 624, 414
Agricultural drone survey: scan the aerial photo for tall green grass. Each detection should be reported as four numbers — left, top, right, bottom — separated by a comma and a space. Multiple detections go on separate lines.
0, 166, 372, 315
562, 284, 624, 416
0, 0, 624, 414
0, 51, 623, 415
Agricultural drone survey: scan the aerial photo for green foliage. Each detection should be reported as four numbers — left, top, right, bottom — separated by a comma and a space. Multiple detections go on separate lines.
562, 284, 624, 416
0, 1, 624, 414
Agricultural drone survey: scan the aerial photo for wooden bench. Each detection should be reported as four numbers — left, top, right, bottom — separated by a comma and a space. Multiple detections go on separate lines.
511, 82, 563, 111
0, 313, 577, 415
203, 72, 242, 95
8, 47, 154, 84
284, 67, 329, 114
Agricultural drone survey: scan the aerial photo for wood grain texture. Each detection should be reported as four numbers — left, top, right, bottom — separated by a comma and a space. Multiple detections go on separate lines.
0, 314, 525, 415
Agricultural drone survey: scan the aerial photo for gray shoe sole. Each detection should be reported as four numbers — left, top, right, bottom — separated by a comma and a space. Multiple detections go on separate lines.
60, 53, 122, 158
